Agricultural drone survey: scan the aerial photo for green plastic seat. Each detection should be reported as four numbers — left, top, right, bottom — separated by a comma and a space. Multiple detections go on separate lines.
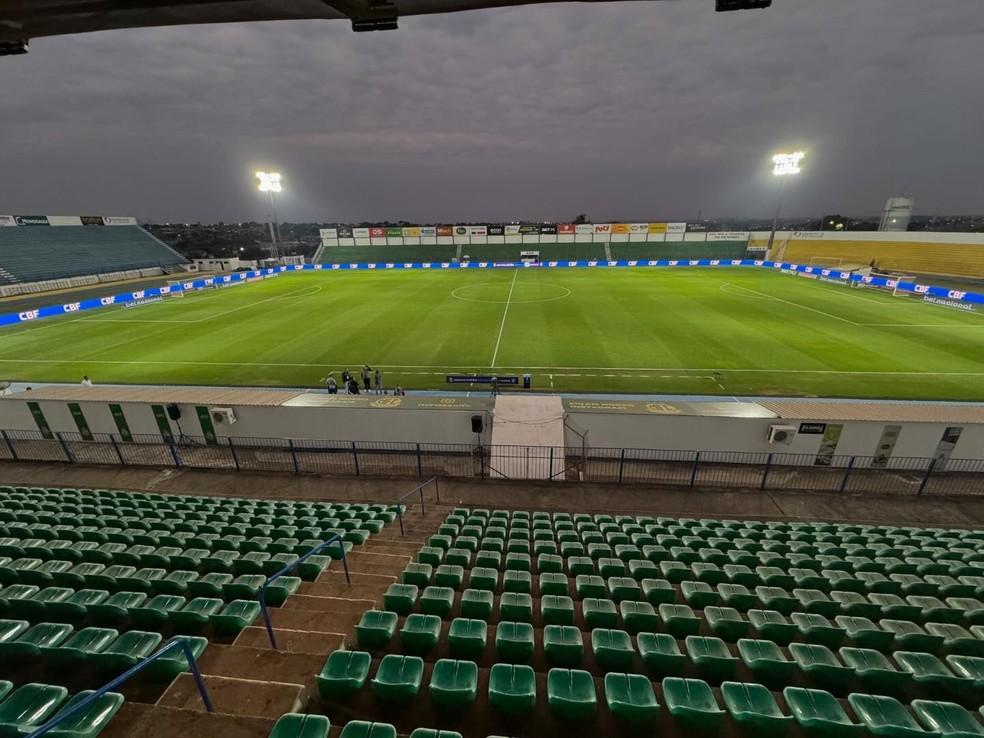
567, 556, 594, 576
686, 636, 738, 681
129, 593, 185, 629
428, 658, 478, 710
705, 606, 748, 641
467, 567, 497, 592
870, 594, 922, 621
541, 595, 575, 626
848, 693, 933, 738
784, 686, 865, 738
459, 589, 493, 620
338, 720, 397, 738
499, 592, 532, 622
748, 609, 797, 645
144, 636, 208, 681
383, 584, 418, 615
791, 613, 846, 648
926, 623, 984, 657
87, 591, 146, 625
604, 672, 659, 723
543, 625, 583, 666
501, 570, 532, 595
947, 654, 984, 686
0, 683, 70, 735
738, 638, 796, 686
840, 647, 910, 694
401, 563, 432, 588
167, 597, 221, 633
638, 632, 686, 676
911, 700, 984, 738
434, 565, 464, 590
399, 614, 442, 655
575, 575, 606, 599
155, 569, 199, 595
317, 650, 373, 700
0, 622, 73, 662
619, 600, 658, 634
881, 620, 945, 652
0, 619, 29, 643
269, 713, 331, 738
43, 627, 119, 668
641, 578, 676, 606
591, 628, 634, 670
420, 587, 454, 618
355, 610, 398, 649
9, 587, 74, 621
447, 618, 487, 659
91, 630, 163, 674
371, 654, 424, 702
756, 586, 798, 615
659, 603, 701, 637
607, 576, 641, 603
894, 651, 971, 695
539, 573, 569, 597
789, 643, 852, 689
187, 573, 234, 598
721, 681, 794, 736
488, 663, 536, 715
495, 621, 535, 662
547, 668, 596, 720
211, 600, 261, 637
662, 677, 725, 732
718, 582, 757, 610
836, 615, 895, 651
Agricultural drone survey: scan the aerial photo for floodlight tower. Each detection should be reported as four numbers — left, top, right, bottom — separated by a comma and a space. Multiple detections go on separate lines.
255, 170, 282, 260
767, 151, 804, 256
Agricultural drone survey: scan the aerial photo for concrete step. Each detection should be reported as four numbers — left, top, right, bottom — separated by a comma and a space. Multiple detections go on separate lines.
328, 551, 409, 577
363, 542, 424, 555
100, 703, 274, 738
158, 673, 303, 719
263, 606, 363, 634
234, 626, 344, 655
300, 573, 393, 602
198, 644, 326, 687
281, 594, 374, 614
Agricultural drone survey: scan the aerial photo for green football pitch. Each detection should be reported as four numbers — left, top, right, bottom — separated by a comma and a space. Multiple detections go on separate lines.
2, 267, 984, 400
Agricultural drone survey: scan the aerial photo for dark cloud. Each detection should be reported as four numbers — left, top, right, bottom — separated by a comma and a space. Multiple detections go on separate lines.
0, 0, 982, 222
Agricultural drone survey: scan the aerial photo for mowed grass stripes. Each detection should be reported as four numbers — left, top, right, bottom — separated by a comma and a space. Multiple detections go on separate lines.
2, 268, 984, 399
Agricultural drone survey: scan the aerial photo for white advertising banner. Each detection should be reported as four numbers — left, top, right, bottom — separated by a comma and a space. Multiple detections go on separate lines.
102, 216, 138, 226
666, 222, 687, 234
0, 215, 15, 227
319, 228, 338, 240
352, 228, 370, 239
707, 231, 750, 242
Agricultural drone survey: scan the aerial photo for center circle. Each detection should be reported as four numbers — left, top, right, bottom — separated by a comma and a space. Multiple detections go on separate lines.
451, 282, 572, 304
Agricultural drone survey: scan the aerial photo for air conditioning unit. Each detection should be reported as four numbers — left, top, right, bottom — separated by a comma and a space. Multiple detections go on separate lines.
767, 424, 798, 445
210, 407, 237, 425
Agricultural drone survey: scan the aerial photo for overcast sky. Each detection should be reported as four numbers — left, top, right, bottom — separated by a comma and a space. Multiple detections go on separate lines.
1, 0, 982, 223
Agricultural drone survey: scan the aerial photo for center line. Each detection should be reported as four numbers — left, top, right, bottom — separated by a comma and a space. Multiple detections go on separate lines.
490, 269, 519, 367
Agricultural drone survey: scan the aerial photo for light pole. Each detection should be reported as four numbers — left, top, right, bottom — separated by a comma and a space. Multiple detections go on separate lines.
255, 171, 282, 261
767, 152, 804, 257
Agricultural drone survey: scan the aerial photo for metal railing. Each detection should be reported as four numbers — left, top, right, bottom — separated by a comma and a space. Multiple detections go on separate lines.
4, 428, 984, 496
23, 637, 212, 738
393, 477, 440, 535
258, 533, 350, 650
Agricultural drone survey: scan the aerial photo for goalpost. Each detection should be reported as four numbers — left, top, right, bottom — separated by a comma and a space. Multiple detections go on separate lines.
851, 270, 917, 297
165, 280, 187, 298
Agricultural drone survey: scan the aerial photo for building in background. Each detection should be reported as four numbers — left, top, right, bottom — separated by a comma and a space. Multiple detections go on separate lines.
879, 197, 914, 231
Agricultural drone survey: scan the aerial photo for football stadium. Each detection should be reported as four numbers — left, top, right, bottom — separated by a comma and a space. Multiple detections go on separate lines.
3, 2, 984, 738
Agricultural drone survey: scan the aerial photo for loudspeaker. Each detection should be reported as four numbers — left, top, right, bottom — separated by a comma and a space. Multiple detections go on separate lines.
166, 404, 181, 421
471, 415, 483, 434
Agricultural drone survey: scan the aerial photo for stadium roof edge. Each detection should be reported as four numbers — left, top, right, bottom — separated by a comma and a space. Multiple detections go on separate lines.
0, 0, 770, 51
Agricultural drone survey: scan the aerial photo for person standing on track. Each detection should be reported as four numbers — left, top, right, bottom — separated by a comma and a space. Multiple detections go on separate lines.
362, 365, 372, 392
341, 368, 351, 386
325, 374, 337, 394
374, 368, 382, 395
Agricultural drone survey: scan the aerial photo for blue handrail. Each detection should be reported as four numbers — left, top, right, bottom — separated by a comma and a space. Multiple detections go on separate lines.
24, 637, 212, 738
258, 533, 349, 650
394, 477, 439, 536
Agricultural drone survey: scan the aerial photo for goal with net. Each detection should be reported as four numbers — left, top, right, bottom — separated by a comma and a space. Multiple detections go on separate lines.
165, 280, 188, 298
851, 270, 917, 297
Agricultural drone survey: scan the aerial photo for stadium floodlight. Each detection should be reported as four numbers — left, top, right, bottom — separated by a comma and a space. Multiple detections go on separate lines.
772, 151, 804, 177
255, 171, 282, 259
766, 151, 804, 253
255, 171, 282, 193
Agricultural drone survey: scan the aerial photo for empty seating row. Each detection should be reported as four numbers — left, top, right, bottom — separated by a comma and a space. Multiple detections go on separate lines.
0, 681, 123, 738
0, 621, 205, 679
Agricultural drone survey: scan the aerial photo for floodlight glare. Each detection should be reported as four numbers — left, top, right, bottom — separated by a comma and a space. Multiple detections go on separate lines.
256, 171, 282, 193
772, 152, 804, 177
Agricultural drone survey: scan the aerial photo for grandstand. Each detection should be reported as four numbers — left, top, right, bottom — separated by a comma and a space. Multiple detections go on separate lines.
0, 220, 187, 287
